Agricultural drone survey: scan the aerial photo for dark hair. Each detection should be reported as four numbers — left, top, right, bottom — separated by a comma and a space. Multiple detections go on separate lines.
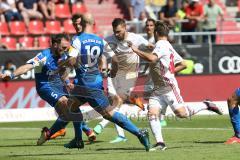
154, 21, 169, 37
145, 18, 156, 26
51, 34, 69, 45
112, 18, 126, 28
72, 13, 86, 29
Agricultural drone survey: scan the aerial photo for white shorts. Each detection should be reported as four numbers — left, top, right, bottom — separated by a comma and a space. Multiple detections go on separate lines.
149, 88, 184, 112
107, 71, 138, 96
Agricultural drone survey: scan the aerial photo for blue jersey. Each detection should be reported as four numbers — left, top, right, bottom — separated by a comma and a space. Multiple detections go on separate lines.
70, 33, 114, 89
69, 33, 115, 109
27, 49, 64, 89
27, 49, 67, 107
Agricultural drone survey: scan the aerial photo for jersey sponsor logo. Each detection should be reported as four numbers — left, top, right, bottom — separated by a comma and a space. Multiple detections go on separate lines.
218, 56, 240, 73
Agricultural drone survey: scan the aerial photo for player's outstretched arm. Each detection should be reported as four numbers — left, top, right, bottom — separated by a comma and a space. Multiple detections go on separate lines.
127, 41, 158, 62
0, 64, 34, 81
175, 60, 187, 73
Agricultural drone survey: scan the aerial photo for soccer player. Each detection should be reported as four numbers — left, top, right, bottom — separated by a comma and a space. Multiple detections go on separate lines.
93, 18, 153, 143
60, 14, 151, 151
128, 21, 223, 151
0, 34, 85, 149
225, 88, 240, 144
143, 18, 167, 127
37, 12, 97, 144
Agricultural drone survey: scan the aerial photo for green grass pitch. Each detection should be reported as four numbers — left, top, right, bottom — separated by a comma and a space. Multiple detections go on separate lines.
0, 115, 239, 160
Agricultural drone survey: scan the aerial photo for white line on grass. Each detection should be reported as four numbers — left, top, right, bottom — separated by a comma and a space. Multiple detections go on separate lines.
0, 127, 232, 131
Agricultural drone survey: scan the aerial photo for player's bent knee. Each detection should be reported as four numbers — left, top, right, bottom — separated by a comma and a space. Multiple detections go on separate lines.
227, 94, 239, 109
57, 96, 68, 107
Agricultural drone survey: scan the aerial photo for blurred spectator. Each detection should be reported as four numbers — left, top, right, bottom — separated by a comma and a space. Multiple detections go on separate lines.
128, 0, 145, 21
0, 59, 16, 74
18, 0, 43, 26
182, 0, 203, 43
159, 0, 178, 28
0, 43, 7, 50
175, 0, 188, 32
202, 0, 223, 43
38, 0, 56, 20
0, 0, 22, 22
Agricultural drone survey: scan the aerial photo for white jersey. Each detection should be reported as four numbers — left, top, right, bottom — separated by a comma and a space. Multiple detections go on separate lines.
105, 32, 149, 73
150, 40, 183, 95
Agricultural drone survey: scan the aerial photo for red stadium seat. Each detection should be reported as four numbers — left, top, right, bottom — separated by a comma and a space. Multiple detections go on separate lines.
55, 4, 71, 19
72, 3, 87, 14
0, 22, 10, 36
19, 36, 34, 48
1, 37, 17, 49
63, 19, 75, 34
29, 20, 45, 35
9, 21, 27, 36
45, 20, 62, 34
38, 36, 50, 49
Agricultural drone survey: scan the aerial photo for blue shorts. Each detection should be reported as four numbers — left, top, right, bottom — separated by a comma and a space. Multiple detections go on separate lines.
71, 85, 109, 110
37, 86, 68, 107
236, 88, 240, 97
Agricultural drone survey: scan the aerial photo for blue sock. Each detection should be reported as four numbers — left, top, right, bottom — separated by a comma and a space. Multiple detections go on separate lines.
82, 121, 91, 133
107, 112, 140, 137
229, 107, 240, 137
49, 117, 68, 136
73, 121, 83, 141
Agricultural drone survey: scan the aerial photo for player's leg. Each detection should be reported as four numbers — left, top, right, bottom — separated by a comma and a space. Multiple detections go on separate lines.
160, 107, 167, 127
148, 97, 167, 151
88, 91, 150, 151
49, 117, 68, 139
225, 88, 240, 144
93, 119, 110, 134
82, 121, 96, 143
109, 106, 127, 143
166, 87, 222, 118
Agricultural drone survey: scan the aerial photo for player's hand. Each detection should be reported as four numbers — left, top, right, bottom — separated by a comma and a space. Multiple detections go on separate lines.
127, 41, 138, 53
67, 83, 75, 91
0, 73, 12, 81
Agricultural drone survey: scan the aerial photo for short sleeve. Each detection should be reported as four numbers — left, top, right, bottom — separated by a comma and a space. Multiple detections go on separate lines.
26, 52, 46, 67
103, 40, 115, 58
152, 42, 165, 59
173, 51, 183, 64
135, 34, 149, 47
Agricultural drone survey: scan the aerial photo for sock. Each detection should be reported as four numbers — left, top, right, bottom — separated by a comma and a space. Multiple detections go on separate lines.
73, 121, 83, 141
49, 117, 68, 136
105, 111, 140, 137
99, 119, 110, 128
160, 115, 165, 121
149, 115, 164, 143
229, 107, 240, 138
184, 103, 207, 116
82, 121, 91, 134
115, 124, 125, 137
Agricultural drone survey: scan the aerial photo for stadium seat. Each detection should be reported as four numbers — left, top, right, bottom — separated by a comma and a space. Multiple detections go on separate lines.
1, 37, 17, 49
72, 3, 87, 14
19, 36, 34, 48
28, 20, 45, 35
0, 22, 10, 36
55, 4, 71, 19
63, 19, 75, 34
38, 36, 50, 49
45, 20, 62, 34
9, 21, 27, 36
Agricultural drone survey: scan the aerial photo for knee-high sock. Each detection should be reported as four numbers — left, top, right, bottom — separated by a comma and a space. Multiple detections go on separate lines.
184, 103, 207, 117
99, 119, 110, 128
105, 112, 140, 137
82, 121, 91, 134
149, 116, 164, 143
229, 107, 240, 138
73, 121, 82, 140
49, 117, 68, 136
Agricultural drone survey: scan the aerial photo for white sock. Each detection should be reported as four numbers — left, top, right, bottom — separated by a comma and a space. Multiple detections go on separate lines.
115, 124, 125, 137
149, 116, 164, 143
184, 102, 207, 116
160, 114, 165, 121
99, 119, 110, 128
